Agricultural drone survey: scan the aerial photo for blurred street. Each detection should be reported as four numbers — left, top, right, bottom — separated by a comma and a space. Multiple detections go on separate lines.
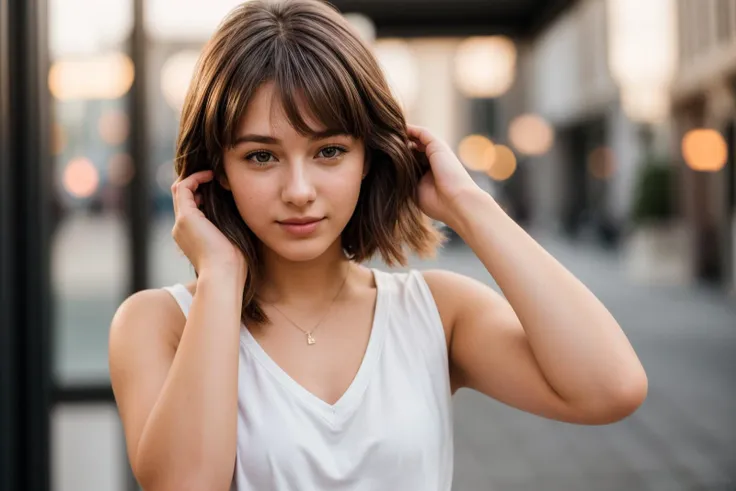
54, 216, 736, 490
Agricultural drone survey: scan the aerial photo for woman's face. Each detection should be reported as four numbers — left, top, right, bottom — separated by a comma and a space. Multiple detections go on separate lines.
221, 82, 367, 263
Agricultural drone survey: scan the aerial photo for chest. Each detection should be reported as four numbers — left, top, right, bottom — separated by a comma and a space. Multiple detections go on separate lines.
247, 291, 378, 406
233, 334, 453, 489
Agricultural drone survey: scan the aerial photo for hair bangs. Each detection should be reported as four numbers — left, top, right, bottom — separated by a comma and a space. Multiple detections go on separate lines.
273, 37, 370, 139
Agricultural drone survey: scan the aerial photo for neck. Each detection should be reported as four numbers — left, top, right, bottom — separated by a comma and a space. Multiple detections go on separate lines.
258, 240, 351, 307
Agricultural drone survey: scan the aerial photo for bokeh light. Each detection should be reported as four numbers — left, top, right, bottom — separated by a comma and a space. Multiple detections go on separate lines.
49, 52, 134, 101
486, 144, 517, 181
606, 0, 677, 123
98, 110, 130, 146
49, 0, 132, 57
107, 153, 135, 187
161, 50, 200, 111
454, 36, 516, 98
682, 129, 728, 172
588, 146, 617, 179
63, 157, 99, 198
508, 114, 554, 156
373, 39, 419, 112
620, 86, 672, 124
458, 135, 496, 171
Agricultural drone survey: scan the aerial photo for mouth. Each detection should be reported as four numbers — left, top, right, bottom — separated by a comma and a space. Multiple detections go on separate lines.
277, 217, 324, 225
276, 217, 325, 236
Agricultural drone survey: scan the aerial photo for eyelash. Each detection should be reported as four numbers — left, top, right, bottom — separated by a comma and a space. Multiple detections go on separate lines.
244, 145, 349, 166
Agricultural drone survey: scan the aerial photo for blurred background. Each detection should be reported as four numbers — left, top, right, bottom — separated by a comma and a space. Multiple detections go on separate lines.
1, 0, 735, 489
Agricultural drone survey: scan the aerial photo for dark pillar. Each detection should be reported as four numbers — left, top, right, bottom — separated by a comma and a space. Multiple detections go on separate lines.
0, 0, 53, 489
128, 0, 151, 294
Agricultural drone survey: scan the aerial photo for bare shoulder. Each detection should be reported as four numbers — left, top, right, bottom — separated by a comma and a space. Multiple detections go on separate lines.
421, 269, 506, 319
109, 288, 187, 355
108, 287, 189, 466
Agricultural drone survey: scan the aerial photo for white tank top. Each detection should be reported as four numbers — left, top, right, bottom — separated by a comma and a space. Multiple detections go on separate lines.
163, 268, 454, 491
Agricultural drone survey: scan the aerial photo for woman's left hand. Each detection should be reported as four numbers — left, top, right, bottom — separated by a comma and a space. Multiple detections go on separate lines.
407, 124, 483, 227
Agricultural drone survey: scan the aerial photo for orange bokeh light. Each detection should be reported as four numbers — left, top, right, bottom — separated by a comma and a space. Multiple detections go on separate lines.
486, 144, 516, 181
458, 135, 496, 171
682, 129, 728, 172
49, 53, 134, 101
455, 36, 517, 98
508, 114, 554, 156
63, 157, 99, 198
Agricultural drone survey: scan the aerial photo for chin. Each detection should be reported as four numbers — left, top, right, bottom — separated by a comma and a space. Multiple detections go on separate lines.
260, 236, 339, 263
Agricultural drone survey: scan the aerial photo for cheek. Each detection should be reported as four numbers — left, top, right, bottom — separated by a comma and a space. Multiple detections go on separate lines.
228, 175, 272, 225
320, 165, 364, 212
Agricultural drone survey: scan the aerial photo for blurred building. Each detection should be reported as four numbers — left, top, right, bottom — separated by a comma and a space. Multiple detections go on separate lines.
499, 0, 736, 293
671, 0, 736, 290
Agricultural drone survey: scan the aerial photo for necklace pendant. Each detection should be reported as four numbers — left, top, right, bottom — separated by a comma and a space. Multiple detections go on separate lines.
306, 332, 316, 345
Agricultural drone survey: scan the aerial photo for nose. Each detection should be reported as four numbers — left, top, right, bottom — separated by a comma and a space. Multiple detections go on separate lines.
280, 162, 316, 207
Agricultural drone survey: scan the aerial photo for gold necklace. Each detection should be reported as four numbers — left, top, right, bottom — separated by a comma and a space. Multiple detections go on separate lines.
268, 264, 350, 345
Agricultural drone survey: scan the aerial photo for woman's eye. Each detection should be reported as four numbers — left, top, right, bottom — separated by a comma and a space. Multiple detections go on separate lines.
318, 146, 346, 159
246, 151, 274, 164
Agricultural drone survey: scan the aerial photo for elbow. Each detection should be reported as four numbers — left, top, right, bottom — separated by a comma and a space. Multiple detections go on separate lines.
591, 370, 649, 425
570, 368, 648, 426
610, 375, 648, 422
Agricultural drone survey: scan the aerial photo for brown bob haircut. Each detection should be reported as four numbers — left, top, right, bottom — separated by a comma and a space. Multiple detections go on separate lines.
174, 0, 443, 324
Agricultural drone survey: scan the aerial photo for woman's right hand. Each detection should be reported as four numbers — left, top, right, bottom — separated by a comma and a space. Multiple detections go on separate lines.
171, 170, 246, 279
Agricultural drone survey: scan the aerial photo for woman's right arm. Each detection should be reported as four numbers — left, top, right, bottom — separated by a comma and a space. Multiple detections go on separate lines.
109, 266, 243, 491
109, 170, 248, 491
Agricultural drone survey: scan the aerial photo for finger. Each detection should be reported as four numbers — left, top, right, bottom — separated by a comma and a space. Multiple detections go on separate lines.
407, 124, 452, 156
172, 170, 214, 217
407, 125, 435, 151
408, 136, 427, 153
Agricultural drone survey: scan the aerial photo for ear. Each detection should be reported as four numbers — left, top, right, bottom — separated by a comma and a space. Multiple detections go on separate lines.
217, 171, 231, 191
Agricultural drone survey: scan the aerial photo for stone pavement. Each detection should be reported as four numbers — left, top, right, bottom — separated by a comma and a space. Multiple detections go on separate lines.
381, 234, 736, 491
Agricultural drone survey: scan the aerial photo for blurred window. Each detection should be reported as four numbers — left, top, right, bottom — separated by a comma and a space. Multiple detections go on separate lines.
49, 0, 134, 489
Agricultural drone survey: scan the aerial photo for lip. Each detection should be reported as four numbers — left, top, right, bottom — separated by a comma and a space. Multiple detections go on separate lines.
278, 216, 324, 225
277, 217, 324, 237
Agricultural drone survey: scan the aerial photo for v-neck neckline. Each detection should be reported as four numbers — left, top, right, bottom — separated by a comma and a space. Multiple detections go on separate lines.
239, 268, 389, 424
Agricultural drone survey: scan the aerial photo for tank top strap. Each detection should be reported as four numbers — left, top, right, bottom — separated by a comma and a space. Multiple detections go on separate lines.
370, 267, 396, 294
162, 283, 193, 318
373, 268, 448, 353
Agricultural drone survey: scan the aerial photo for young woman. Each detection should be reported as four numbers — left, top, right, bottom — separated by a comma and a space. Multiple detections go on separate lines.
108, 1, 647, 490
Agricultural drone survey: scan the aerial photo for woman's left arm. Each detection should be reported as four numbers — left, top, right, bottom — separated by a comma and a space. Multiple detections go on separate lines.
408, 125, 647, 425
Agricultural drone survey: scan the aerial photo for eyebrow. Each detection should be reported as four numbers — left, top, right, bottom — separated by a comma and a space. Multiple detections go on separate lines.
232, 128, 350, 147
